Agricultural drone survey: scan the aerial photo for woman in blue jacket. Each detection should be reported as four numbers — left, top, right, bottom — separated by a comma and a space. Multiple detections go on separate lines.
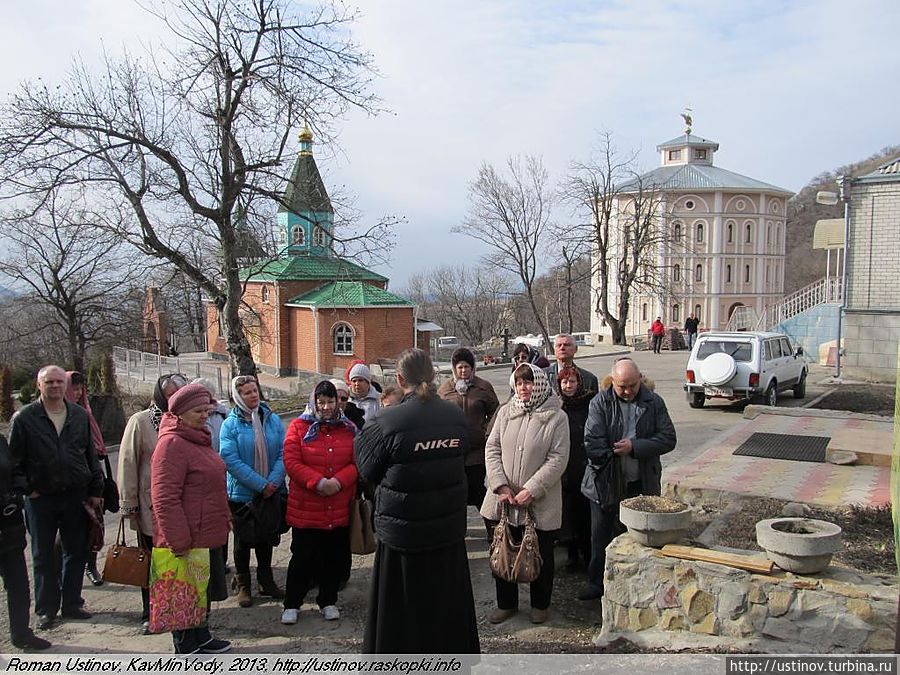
219, 375, 286, 608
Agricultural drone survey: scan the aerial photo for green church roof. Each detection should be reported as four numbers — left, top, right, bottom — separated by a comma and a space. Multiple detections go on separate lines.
286, 281, 413, 308
279, 150, 333, 215
241, 256, 387, 283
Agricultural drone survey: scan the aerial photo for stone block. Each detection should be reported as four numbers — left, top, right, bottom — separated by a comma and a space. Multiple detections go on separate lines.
763, 615, 830, 648
767, 589, 794, 617
748, 603, 768, 631
716, 582, 749, 620
794, 590, 837, 617
846, 598, 874, 622
674, 564, 696, 585
681, 584, 715, 622
865, 628, 895, 653
628, 580, 657, 609
628, 606, 659, 631
830, 612, 874, 650
748, 586, 766, 604
658, 609, 687, 631
690, 613, 718, 635
656, 584, 680, 609
820, 579, 868, 599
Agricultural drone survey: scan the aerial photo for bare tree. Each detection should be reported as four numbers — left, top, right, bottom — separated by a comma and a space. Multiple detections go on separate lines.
561, 133, 673, 344
405, 264, 513, 347
456, 156, 554, 349
0, 0, 385, 375
0, 192, 144, 371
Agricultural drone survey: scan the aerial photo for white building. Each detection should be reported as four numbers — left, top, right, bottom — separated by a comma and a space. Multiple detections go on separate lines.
591, 131, 794, 342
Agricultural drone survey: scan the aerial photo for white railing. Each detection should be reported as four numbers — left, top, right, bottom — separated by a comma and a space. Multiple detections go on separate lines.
112, 347, 229, 399
764, 277, 842, 328
725, 305, 759, 331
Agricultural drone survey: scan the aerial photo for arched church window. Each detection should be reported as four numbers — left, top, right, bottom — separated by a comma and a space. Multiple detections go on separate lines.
673, 222, 683, 242
333, 322, 353, 355
672, 304, 680, 323
695, 264, 703, 282
261, 286, 270, 304
745, 224, 752, 243
673, 264, 681, 282
314, 226, 327, 247
727, 223, 734, 243
291, 225, 305, 245
696, 223, 704, 243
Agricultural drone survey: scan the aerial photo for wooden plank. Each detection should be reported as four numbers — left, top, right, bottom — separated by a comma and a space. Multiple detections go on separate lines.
660, 544, 774, 573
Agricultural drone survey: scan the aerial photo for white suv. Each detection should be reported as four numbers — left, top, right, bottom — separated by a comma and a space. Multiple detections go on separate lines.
683, 331, 807, 408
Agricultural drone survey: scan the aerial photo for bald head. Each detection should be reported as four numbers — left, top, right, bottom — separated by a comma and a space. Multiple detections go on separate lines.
611, 358, 641, 401
37, 365, 67, 405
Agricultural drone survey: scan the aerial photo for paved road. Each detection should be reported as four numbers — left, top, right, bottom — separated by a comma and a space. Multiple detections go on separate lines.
478, 350, 832, 471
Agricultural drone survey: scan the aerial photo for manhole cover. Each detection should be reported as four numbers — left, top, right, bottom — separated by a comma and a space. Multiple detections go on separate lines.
733, 432, 829, 463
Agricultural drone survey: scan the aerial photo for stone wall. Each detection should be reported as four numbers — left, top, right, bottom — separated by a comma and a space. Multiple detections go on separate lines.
598, 537, 897, 653
842, 310, 900, 382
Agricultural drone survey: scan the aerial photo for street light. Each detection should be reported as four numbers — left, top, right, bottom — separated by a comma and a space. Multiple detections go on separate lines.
815, 179, 850, 379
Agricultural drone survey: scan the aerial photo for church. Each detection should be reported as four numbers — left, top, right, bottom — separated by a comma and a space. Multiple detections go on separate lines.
206, 128, 422, 376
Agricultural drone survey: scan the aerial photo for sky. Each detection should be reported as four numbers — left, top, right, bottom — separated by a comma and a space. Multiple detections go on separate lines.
1, 0, 898, 290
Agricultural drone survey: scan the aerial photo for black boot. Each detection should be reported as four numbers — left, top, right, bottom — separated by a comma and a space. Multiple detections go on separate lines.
257, 570, 285, 600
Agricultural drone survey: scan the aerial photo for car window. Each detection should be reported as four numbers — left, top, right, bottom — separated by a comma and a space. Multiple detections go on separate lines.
765, 340, 779, 361
780, 338, 793, 356
696, 340, 753, 362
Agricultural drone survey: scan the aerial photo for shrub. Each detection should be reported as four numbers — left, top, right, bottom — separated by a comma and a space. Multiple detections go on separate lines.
0, 365, 14, 421
18, 381, 36, 404
100, 351, 118, 395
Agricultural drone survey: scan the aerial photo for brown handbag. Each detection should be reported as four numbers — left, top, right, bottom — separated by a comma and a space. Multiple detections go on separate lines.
348, 493, 377, 555
102, 518, 150, 588
489, 502, 543, 584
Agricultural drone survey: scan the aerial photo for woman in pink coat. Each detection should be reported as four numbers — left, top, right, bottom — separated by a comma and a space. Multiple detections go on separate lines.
280, 380, 358, 625
151, 384, 231, 655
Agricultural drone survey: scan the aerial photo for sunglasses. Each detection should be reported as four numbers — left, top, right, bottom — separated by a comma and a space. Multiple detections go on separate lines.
338, 395, 349, 402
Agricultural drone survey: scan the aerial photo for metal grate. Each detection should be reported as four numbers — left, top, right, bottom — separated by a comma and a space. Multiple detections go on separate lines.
733, 432, 829, 463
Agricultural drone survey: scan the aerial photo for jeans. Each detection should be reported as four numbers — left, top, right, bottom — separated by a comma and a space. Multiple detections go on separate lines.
651, 335, 663, 353
586, 481, 642, 592
687, 331, 697, 350
1, 545, 33, 642
25, 490, 88, 616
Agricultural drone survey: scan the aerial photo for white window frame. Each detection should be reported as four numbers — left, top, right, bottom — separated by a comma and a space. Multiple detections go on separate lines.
333, 322, 354, 355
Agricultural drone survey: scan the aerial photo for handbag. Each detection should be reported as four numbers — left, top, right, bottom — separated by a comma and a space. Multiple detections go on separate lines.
148, 548, 209, 633
102, 518, 150, 588
231, 493, 285, 547
348, 493, 376, 555
581, 453, 626, 510
488, 502, 543, 584
102, 456, 120, 514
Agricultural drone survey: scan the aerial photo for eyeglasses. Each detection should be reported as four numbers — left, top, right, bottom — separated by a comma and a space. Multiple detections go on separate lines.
338, 395, 349, 402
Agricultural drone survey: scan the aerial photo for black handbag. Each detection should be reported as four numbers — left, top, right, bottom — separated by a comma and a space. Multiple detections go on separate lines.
231, 493, 285, 546
581, 453, 626, 511
102, 456, 120, 514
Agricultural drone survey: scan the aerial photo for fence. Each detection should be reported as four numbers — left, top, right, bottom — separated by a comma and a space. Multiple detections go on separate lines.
112, 347, 230, 400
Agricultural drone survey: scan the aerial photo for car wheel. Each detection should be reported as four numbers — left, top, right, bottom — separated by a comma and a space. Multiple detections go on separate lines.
793, 371, 807, 399
766, 383, 778, 407
689, 391, 706, 409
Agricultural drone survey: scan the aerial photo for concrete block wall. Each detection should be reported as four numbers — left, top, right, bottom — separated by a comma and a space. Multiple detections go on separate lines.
842, 311, 900, 382
770, 303, 840, 358
846, 183, 900, 312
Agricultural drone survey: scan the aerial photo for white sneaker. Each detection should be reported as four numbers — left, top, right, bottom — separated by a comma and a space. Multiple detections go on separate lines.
321, 605, 340, 621
280, 608, 299, 625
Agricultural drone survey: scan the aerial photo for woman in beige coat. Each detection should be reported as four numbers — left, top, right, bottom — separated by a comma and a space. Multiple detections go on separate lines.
117, 373, 186, 630
480, 363, 569, 625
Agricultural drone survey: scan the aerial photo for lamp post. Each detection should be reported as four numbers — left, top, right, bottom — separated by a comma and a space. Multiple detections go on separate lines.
816, 177, 851, 379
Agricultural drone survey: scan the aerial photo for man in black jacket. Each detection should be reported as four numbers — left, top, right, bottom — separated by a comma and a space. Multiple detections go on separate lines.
547, 333, 599, 396
1, 435, 51, 650
9, 365, 104, 629
684, 313, 700, 350
579, 358, 676, 601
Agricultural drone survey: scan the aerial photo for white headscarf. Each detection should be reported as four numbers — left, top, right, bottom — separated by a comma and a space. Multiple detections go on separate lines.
231, 377, 268, 479
509, 363, 552, 413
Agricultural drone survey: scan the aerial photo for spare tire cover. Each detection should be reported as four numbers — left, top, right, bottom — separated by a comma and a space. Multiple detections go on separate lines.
700, 352, 737, 386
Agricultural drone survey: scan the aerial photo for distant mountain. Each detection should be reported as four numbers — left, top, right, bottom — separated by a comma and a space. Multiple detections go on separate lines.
0, 285, 19, 301
785, 145, 900, 294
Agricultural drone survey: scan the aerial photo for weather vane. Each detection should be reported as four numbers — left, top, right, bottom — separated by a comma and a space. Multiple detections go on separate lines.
681, 107, 693, 135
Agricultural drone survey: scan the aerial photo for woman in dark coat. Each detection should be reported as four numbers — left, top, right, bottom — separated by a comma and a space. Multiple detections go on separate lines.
556, 366, 594, 570
354, 348, 479, 654
0, 435, 51, 650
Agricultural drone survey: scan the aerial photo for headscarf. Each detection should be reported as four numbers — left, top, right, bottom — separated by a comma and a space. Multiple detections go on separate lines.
299, 380, 358, 442
231, 376, 269, 479
509, 363, 552, 413
150, 373, 187, 431
65, 371, 105, 458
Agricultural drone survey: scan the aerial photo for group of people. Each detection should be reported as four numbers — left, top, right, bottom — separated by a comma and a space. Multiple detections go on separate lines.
0, 335, 677, 655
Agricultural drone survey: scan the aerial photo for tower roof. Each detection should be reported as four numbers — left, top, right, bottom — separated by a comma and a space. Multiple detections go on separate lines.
279, 128, 333, 215
657, 134, 720, 151
240, 255, 387, 283
617, 163, 793, 195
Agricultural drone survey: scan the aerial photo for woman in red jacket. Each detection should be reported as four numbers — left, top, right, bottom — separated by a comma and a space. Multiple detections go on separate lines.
281, 380, 358, 625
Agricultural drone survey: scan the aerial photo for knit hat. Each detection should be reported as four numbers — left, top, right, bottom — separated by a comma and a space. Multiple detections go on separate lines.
330, 378, 350, 395
167, 383, 212, 416
348, 363, 372, 383
450, 347, 475, 369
